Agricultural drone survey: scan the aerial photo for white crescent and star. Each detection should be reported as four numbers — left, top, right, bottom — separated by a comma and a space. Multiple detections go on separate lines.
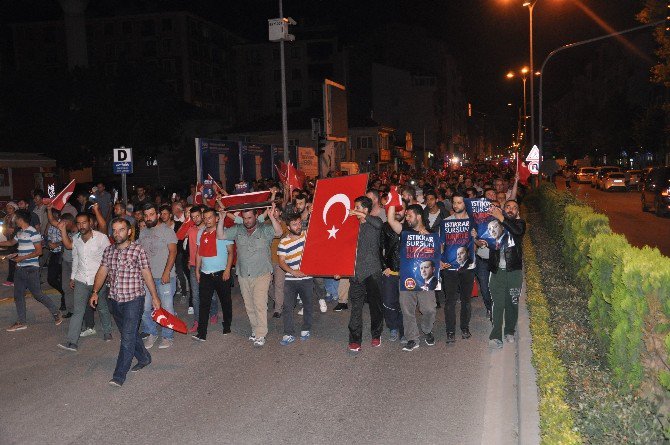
62, 192, 72, 205
322, 194, 350, 239
156, 314, 167, 324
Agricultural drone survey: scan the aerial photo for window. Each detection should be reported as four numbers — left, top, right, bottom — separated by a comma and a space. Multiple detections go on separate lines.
162, 39, 173, 54
273, 49, 280, 61
105, 43, 115, 59
308, 63, 333, 80
290, 47, 301, 59
142, 41, 157, 57
141, 20, 155, 37
193, 80, 202, 93
292, 68, 301, 80
275, 90, 281, 108
274, 69, 281, 81
357, 136, 373, 149
289, 138, 300, 147
162, 59, 175, 74
311, 89, 321, 102
104, 23, 114, 37
306, 42, 333, 60
122, 21, 132, 34
161, 18, 173, 32
290, 90, 302, 107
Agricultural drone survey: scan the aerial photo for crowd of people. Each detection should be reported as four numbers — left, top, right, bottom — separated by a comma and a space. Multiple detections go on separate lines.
1, 165, 526, 386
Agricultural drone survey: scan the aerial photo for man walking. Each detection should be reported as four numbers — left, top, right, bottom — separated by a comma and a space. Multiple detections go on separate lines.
139, 203, 178, 350
487, 200, 526, 348
277, 213, 313, 345
0, 210, 62, 331
191, 208, 234, 341
380, 205, 405, 342
387, 204, 437, 352
217, 203, 283, 346
441, 193, 475, 344
57, 212, 113, 351
347, 196, 384, 353
91, 218, 161, 386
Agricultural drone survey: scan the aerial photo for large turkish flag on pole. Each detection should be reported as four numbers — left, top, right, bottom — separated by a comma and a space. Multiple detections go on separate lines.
300, 174, 369, 276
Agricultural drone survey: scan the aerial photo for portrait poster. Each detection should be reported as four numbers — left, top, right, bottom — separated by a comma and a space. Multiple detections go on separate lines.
464, 198, 506, 249
440, 219, 475, 271
399, 231, 441, 291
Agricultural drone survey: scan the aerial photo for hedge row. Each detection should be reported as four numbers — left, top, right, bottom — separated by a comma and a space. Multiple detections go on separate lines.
536, 183, 670, 414
523, 233, 582, 444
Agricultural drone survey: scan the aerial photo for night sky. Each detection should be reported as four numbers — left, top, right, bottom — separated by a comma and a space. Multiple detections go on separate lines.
1, 0, 647, 120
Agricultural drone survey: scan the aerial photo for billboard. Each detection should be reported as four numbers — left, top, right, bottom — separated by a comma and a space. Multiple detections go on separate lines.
323, 79, 348, 142
297, 147, 319, 178
195, 138, 241, 192
241, 143, 274, 183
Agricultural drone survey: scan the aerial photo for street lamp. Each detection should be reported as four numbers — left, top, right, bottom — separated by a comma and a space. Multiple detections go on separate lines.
505, 67, 529, 148
523, 0, 537, 147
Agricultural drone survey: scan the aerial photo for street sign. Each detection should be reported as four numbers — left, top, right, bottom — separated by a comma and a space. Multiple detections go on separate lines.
526, 145, 540, 175
113, 147, 133, 174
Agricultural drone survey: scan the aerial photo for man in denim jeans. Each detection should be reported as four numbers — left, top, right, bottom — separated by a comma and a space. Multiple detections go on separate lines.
139, 203, 178, 349
0, 210, 62, 331
185, 206, 217, 332
91, 218, 161, 387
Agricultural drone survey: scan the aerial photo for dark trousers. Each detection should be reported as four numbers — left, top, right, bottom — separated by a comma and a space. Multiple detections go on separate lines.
6, 245, 16, 282
175, 251, 189, 296
47, 252, 64, 308
283, 278, 314, 336
197, 271, 232, 339
348, 272, 383, 343
84, 303, 95, 328
489, 269, 523, 341
475, 258, 492, 311
381, 274, 403, 335
441, 268, 475, 333
108, 296, 150, 385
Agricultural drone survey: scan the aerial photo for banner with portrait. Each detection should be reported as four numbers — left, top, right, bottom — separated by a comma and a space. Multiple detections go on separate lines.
440, 219, 475, 271
464, 198, 506, 249
399, 231, 441, 291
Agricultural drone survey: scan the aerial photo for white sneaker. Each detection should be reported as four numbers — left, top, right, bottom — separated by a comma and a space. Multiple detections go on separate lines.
158, 338, 173, 349
505, 334, 515, 343
187, 306, 194, 315
80, 328, 96, 337
248, 332, 256, 341
298, 308, 304, 316
319, 298, 327, 313
253, 336, 266, 346
144, 334, 158, 349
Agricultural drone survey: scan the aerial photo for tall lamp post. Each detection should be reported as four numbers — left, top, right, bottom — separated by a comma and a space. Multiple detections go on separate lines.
506, 67, 529, 148
522, 1, 536, 147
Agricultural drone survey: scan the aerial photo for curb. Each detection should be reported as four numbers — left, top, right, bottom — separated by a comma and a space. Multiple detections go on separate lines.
517, 278, 541, 444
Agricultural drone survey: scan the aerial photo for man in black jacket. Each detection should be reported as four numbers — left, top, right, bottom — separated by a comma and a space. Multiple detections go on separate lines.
487, 199, 526, 348
380, 206, 405, 342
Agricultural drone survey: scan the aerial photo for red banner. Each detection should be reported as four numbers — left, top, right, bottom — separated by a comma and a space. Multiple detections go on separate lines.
48, 179, 76, 211
151, 308, 187, 334
300, 174, 369, 276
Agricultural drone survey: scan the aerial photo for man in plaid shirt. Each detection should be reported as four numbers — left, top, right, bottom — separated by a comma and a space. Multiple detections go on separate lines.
90, 218, 161, 387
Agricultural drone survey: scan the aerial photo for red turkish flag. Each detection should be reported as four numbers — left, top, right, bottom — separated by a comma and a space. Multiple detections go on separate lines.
198, 230, 218, 257
175, 218, 194, 240
207, 174, 226, 196
277, 161, 304, 191
48, 179, 76, 211
151, 308, 187, 334
194, 182, 203, 205
219, 191, 272, 211
383, 185, 402, 210
300, 174, 369, 276
516, 152, 532, 186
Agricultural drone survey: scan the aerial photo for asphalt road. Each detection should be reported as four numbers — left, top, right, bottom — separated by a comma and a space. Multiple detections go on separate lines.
0, 274, 507, 445
558, 180, 670, 257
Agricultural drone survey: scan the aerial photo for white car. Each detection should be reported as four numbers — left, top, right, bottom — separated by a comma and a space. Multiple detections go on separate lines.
576, 167, 597, 184
602, 172, 627, 191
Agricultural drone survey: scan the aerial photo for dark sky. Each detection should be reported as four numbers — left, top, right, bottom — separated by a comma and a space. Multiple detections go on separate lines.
1, 0, 649, 117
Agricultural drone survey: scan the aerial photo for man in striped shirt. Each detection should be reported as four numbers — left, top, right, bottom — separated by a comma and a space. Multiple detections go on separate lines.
0, 210, 62, 331
277, 213, 312, 345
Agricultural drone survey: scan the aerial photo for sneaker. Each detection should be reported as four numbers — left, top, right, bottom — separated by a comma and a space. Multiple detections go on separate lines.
462, 328, 472, 339
487, 309, 492, 323
210, 314, 218, 325
371, 337, 381, 348
62, 312, 73, 319
108, 379, 122, 387
189, 322, 199, 333
253, 336, 266, 347
319, 298, 327, 313
424, 332, 435, 346
2, 281, 13, 286
333, 303, 348, 312
143, 334, 158, 349
80, 328, 96, 337
280, 335, 296, 345
140, 332, 150, 339
54, 313, 63, 326
104, 333, 113, 342
222, 326, 231, 335
505, 334, 515, 343
400, 336, 408, 345
348, 342, 361, 352
191, 334, 206, 342
298, 308, 304, 316
272, 311, 281, 318
446, 332, 456, 344
248, 332, 256, 341
6, 322, 27, 332
300, 330, 310, 341
389, 329, 399, 342
57, 342, 78, 352
158, 338, 173, 349
403, 340, 419, 352
489, 339, 503, 349
187, 306, 194, 315
131, 361, 150, 372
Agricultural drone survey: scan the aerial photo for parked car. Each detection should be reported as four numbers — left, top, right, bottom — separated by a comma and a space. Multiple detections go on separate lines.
593, 166, 622, 189
602, 172, 627, 191
641, 166, 670, 216
576, 167, 597, 184
625, 169, 642, 190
